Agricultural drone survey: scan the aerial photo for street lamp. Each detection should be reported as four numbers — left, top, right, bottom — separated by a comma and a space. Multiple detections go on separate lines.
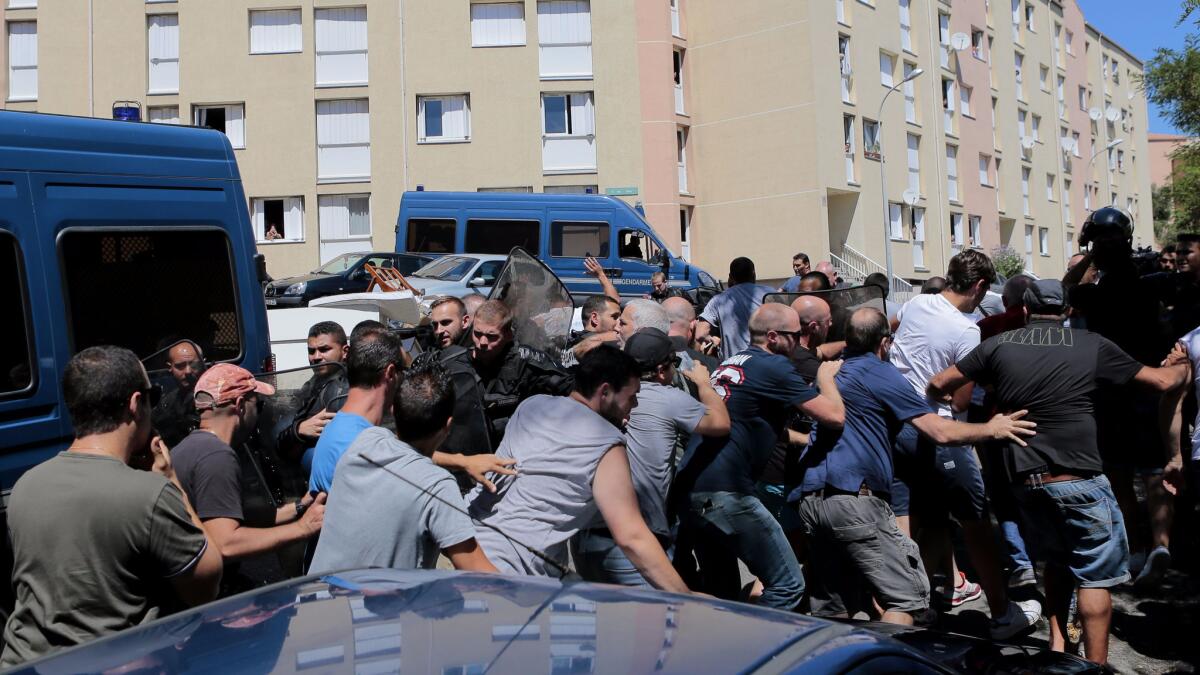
878, 67, 924, 293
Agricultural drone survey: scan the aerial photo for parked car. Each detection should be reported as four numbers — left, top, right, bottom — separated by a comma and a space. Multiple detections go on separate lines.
265, 251, 434, 308
11, 569, 1105, 675
406, 253, 509, 301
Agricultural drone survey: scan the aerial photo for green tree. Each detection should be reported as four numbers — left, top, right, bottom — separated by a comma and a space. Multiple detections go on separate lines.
990, 245, 1025, 279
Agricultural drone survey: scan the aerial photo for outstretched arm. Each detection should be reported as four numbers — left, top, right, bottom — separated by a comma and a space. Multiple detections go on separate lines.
584, 257, 619, 302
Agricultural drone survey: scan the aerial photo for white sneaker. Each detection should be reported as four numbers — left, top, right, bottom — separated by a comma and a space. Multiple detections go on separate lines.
1134, 545, 1171, 588
989, 599, 1042, 640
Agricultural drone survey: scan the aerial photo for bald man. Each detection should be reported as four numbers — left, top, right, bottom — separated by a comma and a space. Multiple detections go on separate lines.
664, 296, 718, 371
676, 303, 845, 610
815, 262, 842, 288
152, 340, 204, 446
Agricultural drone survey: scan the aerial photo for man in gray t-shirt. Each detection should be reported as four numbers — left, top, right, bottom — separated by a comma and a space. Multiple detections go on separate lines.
571, 330, 730, 587
696, 257, 775, 361
310, 363, 497, 574
467, 346, 692, 593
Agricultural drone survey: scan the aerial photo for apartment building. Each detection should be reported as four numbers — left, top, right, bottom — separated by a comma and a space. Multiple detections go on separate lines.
2, 0, 1152, 283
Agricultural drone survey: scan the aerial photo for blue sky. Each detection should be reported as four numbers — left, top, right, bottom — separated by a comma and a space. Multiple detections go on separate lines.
1082, 0, 1194, 134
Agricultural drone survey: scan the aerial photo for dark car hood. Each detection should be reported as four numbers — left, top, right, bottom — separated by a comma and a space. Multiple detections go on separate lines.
270, 271, 335, 289
13, 570, 831, 675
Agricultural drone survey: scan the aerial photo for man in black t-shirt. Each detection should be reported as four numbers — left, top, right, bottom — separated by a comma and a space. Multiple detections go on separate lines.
929, 280, 1187, 666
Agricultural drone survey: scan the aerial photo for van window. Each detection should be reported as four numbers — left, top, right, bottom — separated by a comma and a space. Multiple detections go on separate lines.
60, 229, 243, 364
0, 232, 33, 395
407, 218, 457, 253
550, 221, 610, 258
465, 219, 540, 255
617, 229, 661, 265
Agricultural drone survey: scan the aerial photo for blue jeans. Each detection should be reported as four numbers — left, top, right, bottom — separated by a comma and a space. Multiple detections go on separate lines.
570, 529, 652, 589
1013, 474, 1130, 588
981, 447, 1033, 572
685, 491, 805, 610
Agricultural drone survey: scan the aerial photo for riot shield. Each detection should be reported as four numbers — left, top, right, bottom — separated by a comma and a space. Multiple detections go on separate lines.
764, 284, 886, 342
485, 247, 576, 357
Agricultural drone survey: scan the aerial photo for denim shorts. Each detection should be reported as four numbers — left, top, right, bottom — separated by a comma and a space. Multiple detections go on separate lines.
1013, 474, 1131, 588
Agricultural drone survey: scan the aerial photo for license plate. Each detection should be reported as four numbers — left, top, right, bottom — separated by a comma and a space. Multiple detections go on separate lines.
265, 298, 277, 306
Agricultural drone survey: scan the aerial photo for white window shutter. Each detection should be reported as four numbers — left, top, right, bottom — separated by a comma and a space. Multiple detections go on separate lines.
889, 204, 903, 239
225, 105, 245, 148
472, 3, 525, 47
250, 9, 302, 54
348, 196, 371, 236
319, 195, 350, 240
252, 199, 266, 240
538, 0, 592, 78
317, 100, 371, 181
7, 22, 37, 100
444, 96, 469, 139
569, 93, 594, 135
148, 106, 178, 124
316, 7, 369, 86
148, 15, 179, 94
284, 198, 303, 241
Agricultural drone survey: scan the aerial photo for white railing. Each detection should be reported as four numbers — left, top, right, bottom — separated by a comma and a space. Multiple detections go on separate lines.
833, 243, 916, 302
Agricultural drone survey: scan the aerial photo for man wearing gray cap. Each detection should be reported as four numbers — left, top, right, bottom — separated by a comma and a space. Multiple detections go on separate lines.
929, 279, 1188, 666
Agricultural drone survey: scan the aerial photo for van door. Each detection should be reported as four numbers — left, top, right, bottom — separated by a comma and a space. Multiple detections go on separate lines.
546, 209, 613, 297
0, 171, 66, 488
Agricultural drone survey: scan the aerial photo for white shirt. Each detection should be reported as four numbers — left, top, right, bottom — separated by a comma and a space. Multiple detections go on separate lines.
890, 293, 980, 418
1181, 327, 1200, 461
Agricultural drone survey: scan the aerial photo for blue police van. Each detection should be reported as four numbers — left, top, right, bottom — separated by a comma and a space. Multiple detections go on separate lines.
0, 111, 271, 492
394, 190, 720, 301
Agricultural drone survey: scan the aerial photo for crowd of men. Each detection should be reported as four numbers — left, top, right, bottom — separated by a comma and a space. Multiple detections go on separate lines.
5, 205, 1198, 668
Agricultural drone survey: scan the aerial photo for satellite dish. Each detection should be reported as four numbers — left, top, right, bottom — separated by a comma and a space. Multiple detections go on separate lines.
902, 189, 921, 206
1020, 137, 1036, 151
1105, 107, 1121, 123
950, 33, 971, 51
1088, 108, 1102, 122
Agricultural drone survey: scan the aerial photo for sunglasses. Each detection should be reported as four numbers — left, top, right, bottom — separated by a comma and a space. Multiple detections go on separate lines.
775, 329, 805, 340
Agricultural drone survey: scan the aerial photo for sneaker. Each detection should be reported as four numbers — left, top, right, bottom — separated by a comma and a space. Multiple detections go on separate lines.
990, 599, 1042, 641
1134, 545, 1171, 588
1129, 550, 1148, 577
1008, 567, 1037, 589
945, 571, 983, 607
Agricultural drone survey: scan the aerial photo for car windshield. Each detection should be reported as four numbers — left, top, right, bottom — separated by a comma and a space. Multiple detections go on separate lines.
314, 253, 368, 275
412, 256, 477, 281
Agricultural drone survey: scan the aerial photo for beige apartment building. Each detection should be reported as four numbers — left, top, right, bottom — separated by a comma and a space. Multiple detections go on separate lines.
1, 0, 1153, 283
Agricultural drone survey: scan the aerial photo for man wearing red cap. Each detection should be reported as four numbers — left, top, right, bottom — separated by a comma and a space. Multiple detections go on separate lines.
172, 363, 326, 596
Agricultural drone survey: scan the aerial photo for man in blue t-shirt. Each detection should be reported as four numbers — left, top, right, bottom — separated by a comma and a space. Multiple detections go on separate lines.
676, 303, 845, 610
793, 308, 1036, 625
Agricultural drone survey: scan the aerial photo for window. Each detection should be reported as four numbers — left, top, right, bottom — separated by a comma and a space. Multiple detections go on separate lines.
903, 62, 918, 123
316, 99, 371, 182
249, 9, 301, 54
879, 51, 895, 88
671, 0, 682, 36
938, 12, 950, 68
995, 157, 1003, 210
863, 119, 881, 160
1112, 60, 1120, 84
912, 206, 926, 268
1014, 53, 1024, 99
1056, 75, 1066, 118
478, 186, 534, 193
1011, 0, 1021, 41
1053, 23, 1062, 64
1031, 114, 1041, 141
61, 229, 242, 363
677, 126, 688, 192
551, 221, 609, 257
844, 114, 856, 183
1063, 178, 1072, 223
1117, 149, 1125, 172
315, 7, 368, 87
7, 22, 36, 101
0, 233, 32, 396
7, 0, 35, 7
538, 0, 591, 79
898, 0, 911, 51
194, 104, 245, 149
839, 35, 852, 102
1046, 173, 1055, 201
960, 85, 972, 118
1084, 183, 1091, 210
1065, 29, 1074, 54
979, 154, 991, 186
906, 133, 920, 194
674, 49, 685, 115
1078, 85, 1087, 111
679, 206, 691, 261
252, 197, 303, 243
1039, 64, 1049, 91
406, 218, 457, 253
1021, 167, 1031, 215
1038, 226, 1049, 255
950, 213, 964, 250
418, 95, 470, 143
1024, 2, 1035, 32
543, 184, 597, 194
1071, 131, 1080, 156
617, 229, 661, 265
968, 215, 981, 247
148, 105, 178, 124
946, 144, 959, 202
889, 203, 904, 240
971, 29, 984, 60
147, 14, 179, 94
541, 92, 596, 172
465, 219, 540, 254
318, 194, 371, 263
471, 2, 525, 47
942, 78, 955, 132
1017, 109, 1027, 139
1066, 230, 1074, 256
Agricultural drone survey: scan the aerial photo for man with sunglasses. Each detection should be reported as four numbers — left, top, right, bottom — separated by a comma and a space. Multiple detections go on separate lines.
172, 364, 327, 597
152, 340, 205, 447
2, 346, 222, 666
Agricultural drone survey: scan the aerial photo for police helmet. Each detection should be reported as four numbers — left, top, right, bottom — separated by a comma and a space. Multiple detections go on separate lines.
1078, 206, 1132, 247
